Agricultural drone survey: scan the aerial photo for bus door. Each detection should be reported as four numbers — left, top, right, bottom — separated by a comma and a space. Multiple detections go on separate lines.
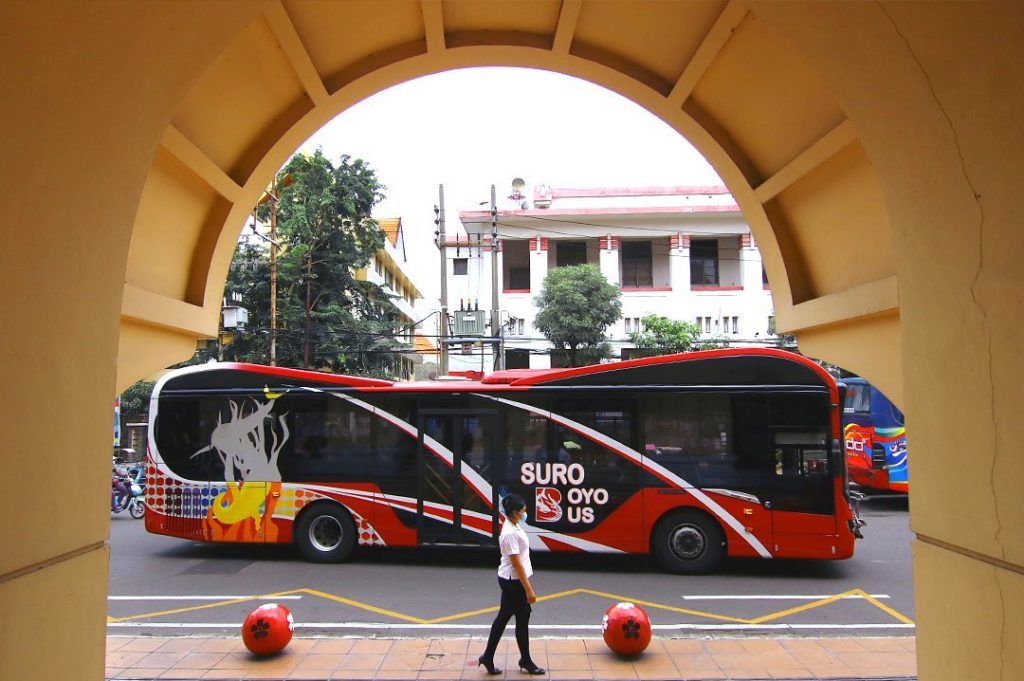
766, 392, 837, 556
417, 411, 499, 546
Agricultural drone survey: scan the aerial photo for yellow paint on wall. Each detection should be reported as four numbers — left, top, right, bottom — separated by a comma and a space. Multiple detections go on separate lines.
773, 142, 894, 300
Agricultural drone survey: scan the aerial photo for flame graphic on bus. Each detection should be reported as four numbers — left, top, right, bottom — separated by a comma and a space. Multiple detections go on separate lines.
535, 487, 563, 523
191, 395, 288, 541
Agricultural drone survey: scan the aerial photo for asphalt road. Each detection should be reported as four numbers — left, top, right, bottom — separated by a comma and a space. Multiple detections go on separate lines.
108, 495, 913, 638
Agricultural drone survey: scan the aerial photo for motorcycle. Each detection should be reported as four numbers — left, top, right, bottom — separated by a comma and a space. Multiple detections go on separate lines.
112, 474, 146, 519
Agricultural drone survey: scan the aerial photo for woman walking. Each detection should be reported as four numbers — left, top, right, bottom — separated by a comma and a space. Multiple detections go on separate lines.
477, 493, 545, 675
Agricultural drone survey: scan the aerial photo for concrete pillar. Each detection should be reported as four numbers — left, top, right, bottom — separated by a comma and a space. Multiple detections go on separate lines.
529, 236, 549, 295
670, 233, 692, 294
739, 233, 762, 292
598, 235, 620, 285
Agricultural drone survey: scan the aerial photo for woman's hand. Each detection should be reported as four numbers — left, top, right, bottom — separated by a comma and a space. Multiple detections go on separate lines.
510, 553, 537, 602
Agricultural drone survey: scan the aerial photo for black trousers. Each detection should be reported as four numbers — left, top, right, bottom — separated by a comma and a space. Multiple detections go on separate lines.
480, 576, 533, 664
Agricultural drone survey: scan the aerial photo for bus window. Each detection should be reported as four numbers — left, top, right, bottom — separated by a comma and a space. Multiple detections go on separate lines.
767, 393, 833, 514
288, 395, 373, 481
639, 392, 772, 492
372, 395, 418, 504
773, 432, 830, 477
845, 383, 871, 415
531, 397, 638, 533
156, 395, 268, 482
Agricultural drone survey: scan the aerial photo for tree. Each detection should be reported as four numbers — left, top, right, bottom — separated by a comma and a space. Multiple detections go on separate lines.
119, 380, 155, 416
628, 314, 729, 355
534, 264, 622, 367
220, 150, 404, 376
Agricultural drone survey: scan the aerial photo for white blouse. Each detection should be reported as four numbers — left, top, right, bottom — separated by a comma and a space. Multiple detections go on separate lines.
497, 520, 533, 580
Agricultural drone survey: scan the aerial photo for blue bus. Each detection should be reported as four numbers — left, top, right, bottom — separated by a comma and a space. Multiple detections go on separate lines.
842, 378, 907, 493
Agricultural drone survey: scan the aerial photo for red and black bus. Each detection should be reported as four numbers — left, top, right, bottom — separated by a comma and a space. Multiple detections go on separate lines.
146, 348, 862, 574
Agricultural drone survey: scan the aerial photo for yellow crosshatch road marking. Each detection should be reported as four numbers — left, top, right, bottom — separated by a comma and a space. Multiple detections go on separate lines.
106, 589, 305, 624
107, 586, 914, 626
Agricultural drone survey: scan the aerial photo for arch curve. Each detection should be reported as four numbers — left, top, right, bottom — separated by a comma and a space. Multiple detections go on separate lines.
121, 0, 900, 399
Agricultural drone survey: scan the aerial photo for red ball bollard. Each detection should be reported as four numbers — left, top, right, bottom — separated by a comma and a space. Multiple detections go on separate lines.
242, 603, 294, 656
602, 602, 652, 656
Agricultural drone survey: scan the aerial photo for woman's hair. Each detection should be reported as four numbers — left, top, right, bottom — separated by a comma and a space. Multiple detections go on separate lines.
502, 493, 526, 517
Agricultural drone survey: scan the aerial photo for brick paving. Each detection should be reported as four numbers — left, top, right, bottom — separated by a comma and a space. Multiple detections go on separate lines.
105, 636, 916, 680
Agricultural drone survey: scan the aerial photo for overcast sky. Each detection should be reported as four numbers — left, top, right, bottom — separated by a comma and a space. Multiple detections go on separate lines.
299, 67, 722, 305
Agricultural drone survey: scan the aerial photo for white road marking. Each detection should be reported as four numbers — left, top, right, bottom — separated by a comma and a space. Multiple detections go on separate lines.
681, 594, 890, 600
107, 622, 914, 631
108, 595, 303, 601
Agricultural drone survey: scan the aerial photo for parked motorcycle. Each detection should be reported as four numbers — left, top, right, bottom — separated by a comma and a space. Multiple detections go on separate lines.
112, 474, 145, 519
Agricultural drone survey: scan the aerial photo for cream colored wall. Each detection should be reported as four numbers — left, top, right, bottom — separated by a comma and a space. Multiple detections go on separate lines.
1, 1, 1023, 679
0, 2, 266, 678
753, 5, 1024, 678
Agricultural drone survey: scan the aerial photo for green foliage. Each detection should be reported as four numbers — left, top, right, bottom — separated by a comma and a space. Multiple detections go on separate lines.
628, 315, 702, 354
767, 316, 797, 349
628, 314, 729, 355
218, 150, 405, 376
695, 335, 731, 351
119, 380, 155, 416
534, 264, 622, 367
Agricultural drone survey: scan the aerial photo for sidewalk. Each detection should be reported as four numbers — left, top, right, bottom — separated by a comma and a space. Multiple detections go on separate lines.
105, 635, 917, 680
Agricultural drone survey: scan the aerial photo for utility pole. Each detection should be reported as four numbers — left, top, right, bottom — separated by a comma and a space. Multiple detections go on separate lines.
268, 176, 278, 367
436, 185, 449, 376
304, 250, 312, 368
490, 184, 503, 372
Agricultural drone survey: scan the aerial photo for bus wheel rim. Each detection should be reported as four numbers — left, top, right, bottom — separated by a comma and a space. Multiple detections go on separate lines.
669, 524, 706, 561
310, 516, 343, 551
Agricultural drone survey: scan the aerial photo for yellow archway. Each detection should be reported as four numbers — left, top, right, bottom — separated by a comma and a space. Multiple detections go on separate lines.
2, 2, 1022, 679
121, 2, 900, 401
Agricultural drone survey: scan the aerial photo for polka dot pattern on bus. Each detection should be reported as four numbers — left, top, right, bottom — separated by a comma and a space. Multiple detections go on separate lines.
146, 463, 219, 519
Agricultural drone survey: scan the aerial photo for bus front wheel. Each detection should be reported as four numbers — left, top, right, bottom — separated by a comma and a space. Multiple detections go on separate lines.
295, 503, 357, 563
653, 509, 725, 574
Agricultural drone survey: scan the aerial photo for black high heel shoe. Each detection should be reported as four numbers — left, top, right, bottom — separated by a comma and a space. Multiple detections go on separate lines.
518, 659, 545, 675
477, 656, 503, 675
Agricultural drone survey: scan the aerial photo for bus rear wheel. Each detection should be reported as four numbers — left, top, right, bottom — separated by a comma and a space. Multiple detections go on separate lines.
295, 503, 357, 563
653, 509, 725, 574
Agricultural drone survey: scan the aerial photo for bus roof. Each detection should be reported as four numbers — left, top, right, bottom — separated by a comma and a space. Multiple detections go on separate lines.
158, 349, 834, 394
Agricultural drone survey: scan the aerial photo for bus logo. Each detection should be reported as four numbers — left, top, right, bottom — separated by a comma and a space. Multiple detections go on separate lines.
535, 487, 563, 523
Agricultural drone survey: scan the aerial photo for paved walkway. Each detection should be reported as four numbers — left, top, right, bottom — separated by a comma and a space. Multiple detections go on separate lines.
106, 636, 917, 680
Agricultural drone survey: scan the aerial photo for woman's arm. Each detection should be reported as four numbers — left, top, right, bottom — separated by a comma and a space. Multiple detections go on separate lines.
509, 554, 537, 603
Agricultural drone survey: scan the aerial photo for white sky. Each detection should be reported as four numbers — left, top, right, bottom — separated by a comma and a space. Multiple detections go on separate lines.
299, 67, 722, 305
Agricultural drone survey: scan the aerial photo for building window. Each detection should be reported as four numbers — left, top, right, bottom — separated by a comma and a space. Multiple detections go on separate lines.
374, 257, 383, 276
509, 267, 530, 289
384, 270, 394, 288
453, 258, 468, 275
732, 316, 739, 334
518, 319, 525, 335
625, 318, 631, 334
704, 316, 711, 333
556, 241, 587, 267
505, 349, 530, 369
690, 239, 719, 285
621, 241, 653, 287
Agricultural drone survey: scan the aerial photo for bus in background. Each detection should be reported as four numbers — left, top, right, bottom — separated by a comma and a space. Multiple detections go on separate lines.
842, 378, 908, 493
145, 348, 863, 574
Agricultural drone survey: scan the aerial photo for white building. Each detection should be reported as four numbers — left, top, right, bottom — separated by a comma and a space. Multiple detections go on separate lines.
356, 217, 430, 380
442, 185, 775, 373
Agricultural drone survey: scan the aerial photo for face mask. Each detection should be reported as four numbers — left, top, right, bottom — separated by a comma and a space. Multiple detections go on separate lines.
520, 510, 528, 522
